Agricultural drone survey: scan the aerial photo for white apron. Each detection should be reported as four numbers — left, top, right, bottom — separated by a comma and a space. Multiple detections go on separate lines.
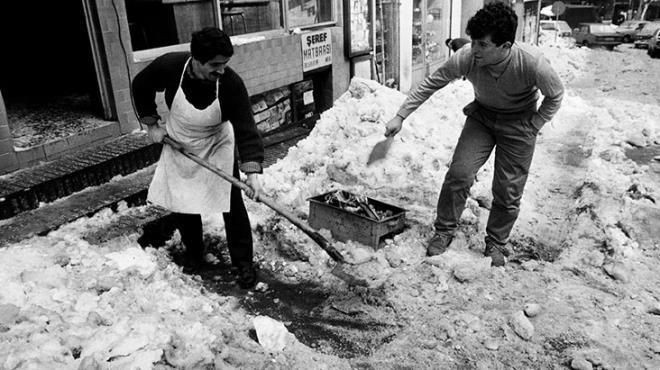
147, 58, 235, 214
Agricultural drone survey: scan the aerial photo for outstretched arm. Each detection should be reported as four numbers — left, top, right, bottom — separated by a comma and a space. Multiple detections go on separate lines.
385, 46, 471, 137
531, 56, 564, 130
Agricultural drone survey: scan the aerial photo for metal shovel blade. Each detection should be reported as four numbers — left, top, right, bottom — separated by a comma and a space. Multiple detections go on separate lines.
331, 264, 369, 287
367, 137, 393, 166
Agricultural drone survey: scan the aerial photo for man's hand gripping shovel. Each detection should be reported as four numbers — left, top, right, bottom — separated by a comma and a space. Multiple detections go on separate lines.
163, 136, 368, 287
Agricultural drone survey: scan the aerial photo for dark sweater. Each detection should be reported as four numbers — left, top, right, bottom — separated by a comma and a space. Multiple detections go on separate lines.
132, 52, 264, 173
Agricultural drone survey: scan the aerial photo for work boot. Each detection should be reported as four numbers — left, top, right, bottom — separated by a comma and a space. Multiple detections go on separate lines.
484, 239, 509, 267
236, 262, 258, 289
426, 232, 454, 256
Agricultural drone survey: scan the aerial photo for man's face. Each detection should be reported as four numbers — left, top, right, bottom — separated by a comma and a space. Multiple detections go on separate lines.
196, 54, 231, 81
470, 35, 511, 66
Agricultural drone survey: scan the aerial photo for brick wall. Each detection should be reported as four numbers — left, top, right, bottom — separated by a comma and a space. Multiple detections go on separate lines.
0, 90, 18, 174
95, 0, 351, 134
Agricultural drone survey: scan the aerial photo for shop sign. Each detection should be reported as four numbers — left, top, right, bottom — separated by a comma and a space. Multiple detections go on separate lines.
301, 29, 332, 72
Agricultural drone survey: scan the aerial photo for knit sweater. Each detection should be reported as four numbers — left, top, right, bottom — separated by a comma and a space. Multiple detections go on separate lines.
132, 52, 264, 174
397, 43, 564, 129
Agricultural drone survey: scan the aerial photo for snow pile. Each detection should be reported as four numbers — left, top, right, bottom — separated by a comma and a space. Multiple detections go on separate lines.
262, 77, 473, 214
260, 42, 591, 215
539, 42, 590, 83
0, 236, 227, 368
0, 221, 344, 369
538, 32, 576, 49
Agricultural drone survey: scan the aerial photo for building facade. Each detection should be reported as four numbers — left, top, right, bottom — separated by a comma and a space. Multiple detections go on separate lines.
0, 0, 355, 174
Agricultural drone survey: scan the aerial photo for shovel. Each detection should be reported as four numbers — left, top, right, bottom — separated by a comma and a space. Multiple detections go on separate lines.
162, 136, 368, 287
366, 136, 393, 166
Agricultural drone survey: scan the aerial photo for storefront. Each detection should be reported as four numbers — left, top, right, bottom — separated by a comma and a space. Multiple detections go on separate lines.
374, 0, 467, 93
109, 0, 352, 138
376, 0, 527, 93
0, 0, 352, 173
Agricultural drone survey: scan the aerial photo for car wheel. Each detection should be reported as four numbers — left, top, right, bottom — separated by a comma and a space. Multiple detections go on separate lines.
623, 35, 631, 43
582, 40, 589, 48
606, 45, 615, 51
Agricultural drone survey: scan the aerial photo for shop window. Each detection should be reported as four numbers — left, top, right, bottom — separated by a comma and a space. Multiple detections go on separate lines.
412, 0, 448, 68
219, 0, 284, 36
126, 0, 284, 51
425, 2, 446, 65
287, 0, 334, 28
412, 2, 423, 66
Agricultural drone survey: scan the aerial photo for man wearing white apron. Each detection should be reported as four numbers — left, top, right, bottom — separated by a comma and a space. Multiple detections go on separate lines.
132, 28, 264, 289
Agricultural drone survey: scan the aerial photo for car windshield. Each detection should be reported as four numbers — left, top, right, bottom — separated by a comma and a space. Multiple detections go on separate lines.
639, 23, 660, 35
557, 21, 571, 33
618, 21, 640, 29
542, 21, 571, 32
589, 24, 615, 33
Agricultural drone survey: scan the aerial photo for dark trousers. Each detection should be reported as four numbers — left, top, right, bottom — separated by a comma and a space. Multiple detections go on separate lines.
172, 161, 253, 267
434, 102, 539, 245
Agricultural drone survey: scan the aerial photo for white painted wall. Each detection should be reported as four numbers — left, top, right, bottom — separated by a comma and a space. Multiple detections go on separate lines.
399, 0, 413, 94
450, 0, 462, 39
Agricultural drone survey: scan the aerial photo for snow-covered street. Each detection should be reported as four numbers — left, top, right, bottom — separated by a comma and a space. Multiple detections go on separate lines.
1, 43, 659, 369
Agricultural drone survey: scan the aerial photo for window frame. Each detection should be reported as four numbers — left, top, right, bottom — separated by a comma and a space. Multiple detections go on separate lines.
342, 0, 372, 58
283, 0, 337, 31
128, 0, 312, 60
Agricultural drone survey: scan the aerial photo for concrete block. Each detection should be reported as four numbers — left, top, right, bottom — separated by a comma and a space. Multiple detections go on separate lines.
116, 88, 132, 104
0, 124, 11, 140
65, 124, 116, 150
43, 138, 70, 159
0, 152, 18, 174
16, 146, 46, 168
91, 123, 121, 144
0, 139, 14, 155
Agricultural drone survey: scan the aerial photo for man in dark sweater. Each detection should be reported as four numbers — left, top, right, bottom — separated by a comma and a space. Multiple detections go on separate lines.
132, 27, 264, 289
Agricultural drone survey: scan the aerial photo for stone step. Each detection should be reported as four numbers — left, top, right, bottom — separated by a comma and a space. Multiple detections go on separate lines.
0, 130, 309, 247
0, 133, 160, 220
0, 127, 310, 221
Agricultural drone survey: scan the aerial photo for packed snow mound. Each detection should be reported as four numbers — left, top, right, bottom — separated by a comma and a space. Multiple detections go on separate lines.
262, 77, 474, 215
0, 225, 345, 369
538, 32, 576, 48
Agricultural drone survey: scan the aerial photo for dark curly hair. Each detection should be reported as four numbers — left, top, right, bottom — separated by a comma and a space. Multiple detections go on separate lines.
466, 2, 518, 46
191, 27, 234, 63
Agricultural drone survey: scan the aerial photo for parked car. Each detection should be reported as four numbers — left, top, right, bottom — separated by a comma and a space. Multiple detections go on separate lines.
616, 20, 648, 43
648, 28, 660, 58
572, 23, 623, 50
540, 20, 573, 37
634, 21, 660, 48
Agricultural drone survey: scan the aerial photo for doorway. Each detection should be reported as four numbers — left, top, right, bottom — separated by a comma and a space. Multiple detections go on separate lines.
0, 1, 114, 149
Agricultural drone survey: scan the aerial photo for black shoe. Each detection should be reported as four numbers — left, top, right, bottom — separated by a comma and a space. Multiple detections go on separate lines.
236, 263, 258, 289
484, 240, 508, 267
427, 232, 453, 256
180, 258, 204, 274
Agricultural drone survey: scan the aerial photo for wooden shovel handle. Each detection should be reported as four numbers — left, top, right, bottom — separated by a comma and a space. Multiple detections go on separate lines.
162, 136, 346, 263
